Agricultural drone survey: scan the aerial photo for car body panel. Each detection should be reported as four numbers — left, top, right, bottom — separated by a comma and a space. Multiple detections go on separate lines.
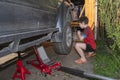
0, 0, 58, 32
0, 0, 69, 57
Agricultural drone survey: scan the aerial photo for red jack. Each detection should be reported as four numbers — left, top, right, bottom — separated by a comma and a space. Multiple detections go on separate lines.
12, 52, 31, 80
30, 46, 61, 75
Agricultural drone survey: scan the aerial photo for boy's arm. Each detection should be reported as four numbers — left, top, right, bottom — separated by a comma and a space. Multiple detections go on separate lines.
77, 31, 84, 41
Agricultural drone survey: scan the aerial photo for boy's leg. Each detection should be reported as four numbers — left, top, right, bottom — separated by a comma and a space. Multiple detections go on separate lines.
74, 43, 87, 63
85, 44, 96, 58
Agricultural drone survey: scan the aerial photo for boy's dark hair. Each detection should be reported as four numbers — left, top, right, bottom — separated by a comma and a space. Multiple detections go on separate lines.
78, 16, 89, 24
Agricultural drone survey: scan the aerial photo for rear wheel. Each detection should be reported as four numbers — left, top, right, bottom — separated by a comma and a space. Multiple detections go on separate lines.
53, 9, 73, 55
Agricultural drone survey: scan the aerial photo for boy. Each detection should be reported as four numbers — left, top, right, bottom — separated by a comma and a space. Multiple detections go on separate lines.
75, 16, 96, 64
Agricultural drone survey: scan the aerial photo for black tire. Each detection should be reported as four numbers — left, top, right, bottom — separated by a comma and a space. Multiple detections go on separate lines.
53, 8, 73, 55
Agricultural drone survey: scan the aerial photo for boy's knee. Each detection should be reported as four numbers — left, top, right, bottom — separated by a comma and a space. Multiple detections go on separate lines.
75, 43, 80, 49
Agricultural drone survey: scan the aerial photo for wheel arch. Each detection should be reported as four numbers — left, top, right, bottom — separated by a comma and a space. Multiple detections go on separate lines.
51, 1, 71, 42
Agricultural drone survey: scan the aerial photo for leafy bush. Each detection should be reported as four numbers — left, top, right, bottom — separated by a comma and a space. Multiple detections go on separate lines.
98, 0, 120, 51
94, 1, 120, 79
94, 41, 120, 79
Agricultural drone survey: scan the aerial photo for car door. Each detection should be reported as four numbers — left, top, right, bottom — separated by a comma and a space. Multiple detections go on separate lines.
0, 0, 59, 32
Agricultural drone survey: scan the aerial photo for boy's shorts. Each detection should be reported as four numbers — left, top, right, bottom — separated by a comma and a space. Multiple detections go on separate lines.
85, 44, 95, 52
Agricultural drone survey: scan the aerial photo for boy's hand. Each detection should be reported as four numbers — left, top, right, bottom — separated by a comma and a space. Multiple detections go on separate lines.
77, 31, 84, 41
81, 33, 87, 39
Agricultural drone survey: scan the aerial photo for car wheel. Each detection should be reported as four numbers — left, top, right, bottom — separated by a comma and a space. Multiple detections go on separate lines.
53, 9, 73, 55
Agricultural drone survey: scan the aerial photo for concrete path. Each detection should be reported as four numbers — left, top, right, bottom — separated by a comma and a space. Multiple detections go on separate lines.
0, 42, 94, 80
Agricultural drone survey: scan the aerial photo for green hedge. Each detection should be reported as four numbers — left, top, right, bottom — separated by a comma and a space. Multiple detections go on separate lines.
96, 0, 120, 79
98, 0, 120, 51
94, 41, 120, 78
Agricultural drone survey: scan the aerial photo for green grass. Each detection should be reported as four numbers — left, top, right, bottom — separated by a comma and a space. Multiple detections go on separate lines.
93, 40, 120, 79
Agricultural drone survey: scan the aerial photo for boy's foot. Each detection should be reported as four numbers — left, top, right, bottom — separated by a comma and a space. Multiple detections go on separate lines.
86, 53, 96, 58
75, 58, 87, 64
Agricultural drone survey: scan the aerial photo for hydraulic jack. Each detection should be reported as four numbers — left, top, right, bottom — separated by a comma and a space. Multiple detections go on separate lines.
30, 46, 115, 80
30, 46, 61, 75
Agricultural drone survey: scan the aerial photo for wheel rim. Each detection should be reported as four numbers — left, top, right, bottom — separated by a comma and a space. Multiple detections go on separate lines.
66, 24, 72, 47
66, 10, 72, 47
